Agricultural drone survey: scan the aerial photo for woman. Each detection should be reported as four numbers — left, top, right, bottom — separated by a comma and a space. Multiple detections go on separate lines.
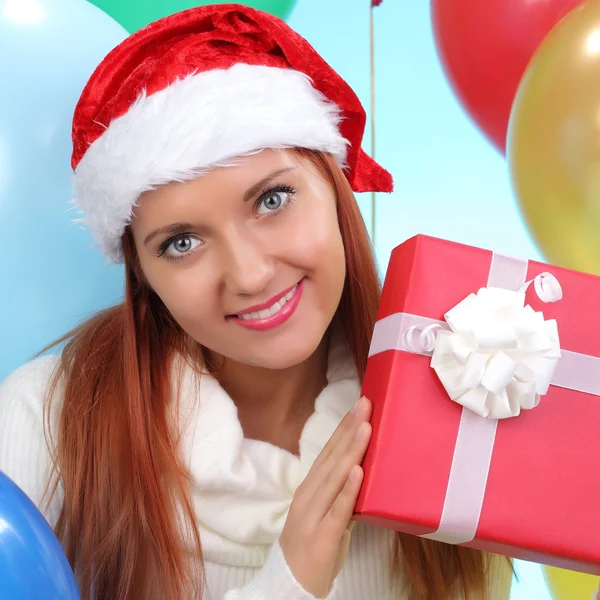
0, 5, 513, 600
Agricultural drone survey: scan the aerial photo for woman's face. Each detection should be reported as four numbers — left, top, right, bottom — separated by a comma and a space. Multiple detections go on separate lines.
130, 149, 346, 369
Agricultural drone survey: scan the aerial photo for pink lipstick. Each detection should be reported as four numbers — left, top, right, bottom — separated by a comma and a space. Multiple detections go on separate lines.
229, 279, 304, 331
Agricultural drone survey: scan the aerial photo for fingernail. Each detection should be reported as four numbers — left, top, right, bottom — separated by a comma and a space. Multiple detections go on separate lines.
355, 422, 366, 440
351, 397, 365, 416
348, 464, 362, 483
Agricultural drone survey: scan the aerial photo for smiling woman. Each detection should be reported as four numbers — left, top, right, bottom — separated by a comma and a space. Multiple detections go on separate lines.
0, 4, 512, 600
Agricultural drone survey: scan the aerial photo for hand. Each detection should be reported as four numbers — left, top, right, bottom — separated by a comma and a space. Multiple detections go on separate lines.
280, 396, 372, 598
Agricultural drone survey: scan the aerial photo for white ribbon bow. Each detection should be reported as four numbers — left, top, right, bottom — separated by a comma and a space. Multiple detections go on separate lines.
427, 273, 563, 419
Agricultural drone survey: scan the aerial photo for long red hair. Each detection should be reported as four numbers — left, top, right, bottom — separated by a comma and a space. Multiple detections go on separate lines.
41, 149, 505, 599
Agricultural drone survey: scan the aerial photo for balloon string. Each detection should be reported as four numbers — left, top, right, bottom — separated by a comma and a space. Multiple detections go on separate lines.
369, 3, 376, 245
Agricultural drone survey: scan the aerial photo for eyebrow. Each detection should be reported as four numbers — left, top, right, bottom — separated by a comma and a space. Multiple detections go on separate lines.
143, 167, 296, 247
243, 167, 295, 202
144, 222, 193, 247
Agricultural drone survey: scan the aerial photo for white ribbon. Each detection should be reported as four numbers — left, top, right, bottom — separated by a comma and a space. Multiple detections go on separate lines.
404, 323, 443, 354
429, 274, 562, 419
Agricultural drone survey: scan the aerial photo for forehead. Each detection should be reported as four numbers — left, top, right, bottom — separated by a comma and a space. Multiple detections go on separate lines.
130, 149, 326, 227
137, 149, 296, 207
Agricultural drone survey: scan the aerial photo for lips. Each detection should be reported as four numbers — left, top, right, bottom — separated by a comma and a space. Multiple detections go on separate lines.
236, 284, 298, 320
230, 280, 301, 319
227, 279, 305, 331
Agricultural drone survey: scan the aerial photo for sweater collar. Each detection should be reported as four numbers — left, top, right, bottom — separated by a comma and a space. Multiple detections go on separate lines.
176, 328, 361, 567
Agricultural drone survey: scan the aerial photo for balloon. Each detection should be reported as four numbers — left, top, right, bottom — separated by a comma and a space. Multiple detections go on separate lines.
0, 471, 80, 598
507, 0, 600, 276
88, 0, 298, 33
431, 0, 583, 153
0, 0, 127, 383
544, 565, 599, 600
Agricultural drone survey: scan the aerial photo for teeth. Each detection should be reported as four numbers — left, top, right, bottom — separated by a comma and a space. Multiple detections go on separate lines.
237, 284, 298, 320
268, 299, 284, 316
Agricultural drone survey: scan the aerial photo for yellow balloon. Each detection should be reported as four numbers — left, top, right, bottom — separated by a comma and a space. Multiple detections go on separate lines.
544, 566, 599, 600
508, 0, 600, 275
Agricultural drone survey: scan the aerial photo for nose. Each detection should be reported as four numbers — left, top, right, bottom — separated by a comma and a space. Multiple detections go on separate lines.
220, 225, 276, 296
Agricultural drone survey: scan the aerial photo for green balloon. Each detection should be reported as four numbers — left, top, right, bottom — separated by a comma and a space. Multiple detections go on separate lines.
88, 0, 298, 33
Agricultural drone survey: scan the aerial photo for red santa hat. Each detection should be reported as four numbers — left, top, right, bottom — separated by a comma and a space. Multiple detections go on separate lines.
71, 3, 393, 263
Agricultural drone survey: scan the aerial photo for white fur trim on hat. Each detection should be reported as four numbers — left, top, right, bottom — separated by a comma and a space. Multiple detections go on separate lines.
72, 63, 349, 263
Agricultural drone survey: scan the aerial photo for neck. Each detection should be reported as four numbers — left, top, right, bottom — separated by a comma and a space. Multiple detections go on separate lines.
209, 336, 329, 450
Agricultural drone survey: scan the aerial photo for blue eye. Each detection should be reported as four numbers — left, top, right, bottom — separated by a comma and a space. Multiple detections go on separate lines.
158, 234, 201, 261
256, 184, 296, 215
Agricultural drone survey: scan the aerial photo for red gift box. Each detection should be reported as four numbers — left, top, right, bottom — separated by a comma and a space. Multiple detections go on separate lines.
354, 234, 600, 574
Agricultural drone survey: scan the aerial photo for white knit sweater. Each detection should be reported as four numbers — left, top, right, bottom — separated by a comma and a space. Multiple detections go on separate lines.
0, 337, 513, 600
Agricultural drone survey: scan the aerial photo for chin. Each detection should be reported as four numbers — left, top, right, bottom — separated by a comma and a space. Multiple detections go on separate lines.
242, 326, 328, 370
249, 352, 312, 371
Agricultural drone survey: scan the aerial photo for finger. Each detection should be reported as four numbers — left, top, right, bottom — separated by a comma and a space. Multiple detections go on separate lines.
309, 399, 366, 472
326, 464, 364, 533
293, 398, 371, 518
311, 397, 372, 473
303, 420, 372, 520
299, 398, 371, 510
319, 413, 372, 488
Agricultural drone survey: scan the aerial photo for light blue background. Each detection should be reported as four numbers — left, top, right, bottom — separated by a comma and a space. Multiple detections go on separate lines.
0, 0, 127, 380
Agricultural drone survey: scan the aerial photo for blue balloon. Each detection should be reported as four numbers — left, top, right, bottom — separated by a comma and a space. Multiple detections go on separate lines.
0, 0, 128, 382
0, 471, 80, 599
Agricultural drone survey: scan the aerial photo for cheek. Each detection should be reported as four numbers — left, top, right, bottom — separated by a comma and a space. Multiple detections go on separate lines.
141, 262, 216, 326
285, 201, 346, 286
309, 225, 346, 318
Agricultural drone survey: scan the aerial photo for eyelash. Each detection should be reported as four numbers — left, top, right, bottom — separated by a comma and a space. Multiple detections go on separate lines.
157, 183, 297, 262
157, 235, 197, 262
255, 183, 296, 216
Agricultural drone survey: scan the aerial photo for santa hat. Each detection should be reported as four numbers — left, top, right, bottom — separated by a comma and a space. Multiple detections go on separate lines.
71, 3, 393, 263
